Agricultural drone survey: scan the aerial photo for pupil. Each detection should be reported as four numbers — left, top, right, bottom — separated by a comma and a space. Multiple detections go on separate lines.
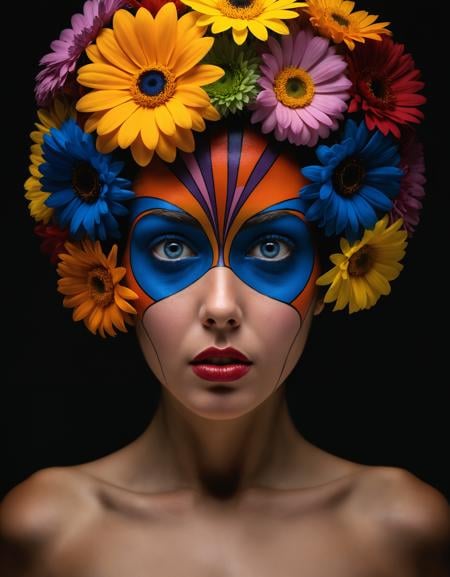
165, 242, 182, 258
262, 241, 279, 258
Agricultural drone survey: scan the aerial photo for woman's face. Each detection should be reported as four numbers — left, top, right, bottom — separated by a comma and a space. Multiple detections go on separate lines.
124, 128, 320, 419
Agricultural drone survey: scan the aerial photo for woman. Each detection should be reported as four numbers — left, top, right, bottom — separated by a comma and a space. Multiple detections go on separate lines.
2, 0, 448, 575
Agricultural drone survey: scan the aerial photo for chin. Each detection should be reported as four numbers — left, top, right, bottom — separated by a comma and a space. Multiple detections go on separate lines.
173, 386, 272, 421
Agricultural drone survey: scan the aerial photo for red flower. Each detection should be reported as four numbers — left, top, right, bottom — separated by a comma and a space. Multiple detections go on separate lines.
128, 0, 186, 16
34, 224, 69, 265
347, 37, 426, 138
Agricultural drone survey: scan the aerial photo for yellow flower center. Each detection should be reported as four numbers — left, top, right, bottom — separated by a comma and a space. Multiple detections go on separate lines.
217, 0, 264, 19
273, 67, 315, 108
72, 162, 100, 204
331, 12, 349, 28
88, 267, 115, 307
348, 245, 374, 277
132, 65, 176, 108
333, 157, 365, 197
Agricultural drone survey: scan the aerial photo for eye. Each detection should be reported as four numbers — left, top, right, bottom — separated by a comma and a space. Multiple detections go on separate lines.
151, 237, 196, 261
247, 235, 293, 261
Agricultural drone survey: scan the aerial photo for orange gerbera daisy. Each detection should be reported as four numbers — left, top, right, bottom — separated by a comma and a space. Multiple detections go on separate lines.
302, 0, 391, 50
57, 240, 138, 337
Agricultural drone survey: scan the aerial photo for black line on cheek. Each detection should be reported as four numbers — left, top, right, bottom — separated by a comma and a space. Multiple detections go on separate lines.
273, 304, 304, 392
139, 318, 168, 388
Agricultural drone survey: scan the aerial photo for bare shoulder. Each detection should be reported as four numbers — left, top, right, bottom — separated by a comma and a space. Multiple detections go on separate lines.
351, 466, 450, 576
0, 466, 96, 575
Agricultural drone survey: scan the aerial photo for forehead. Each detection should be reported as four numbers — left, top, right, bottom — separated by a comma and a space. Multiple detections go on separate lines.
130, 127, 309, 257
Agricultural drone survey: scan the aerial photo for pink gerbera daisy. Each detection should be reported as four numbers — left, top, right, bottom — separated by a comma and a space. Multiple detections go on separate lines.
35, 0, 127, 107
347, 37, 426, 139
390, 133, 426, 236
250, 27, 351, 147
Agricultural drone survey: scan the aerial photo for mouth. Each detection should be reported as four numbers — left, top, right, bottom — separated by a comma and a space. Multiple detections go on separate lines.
190, 346, 252, 365
191, 356, 250, 365
189, 347, 252, 382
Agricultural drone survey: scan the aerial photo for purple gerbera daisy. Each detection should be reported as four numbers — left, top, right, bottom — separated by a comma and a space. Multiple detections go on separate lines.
35, 0, 127, 107
389, 133, 426, 236
250, 27, 352, 147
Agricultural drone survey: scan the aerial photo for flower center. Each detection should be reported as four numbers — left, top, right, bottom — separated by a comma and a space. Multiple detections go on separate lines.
348, 245, 373, 277
331, 12, 349, 28
229, 0, 252, 6
333, 157, 365, 197
367, 76, 393, 105
217, 0, 263, 19
72, 162, 100, 204
273, 67, 315, 108
132, 65, 176, 108
88, 267, 114, 307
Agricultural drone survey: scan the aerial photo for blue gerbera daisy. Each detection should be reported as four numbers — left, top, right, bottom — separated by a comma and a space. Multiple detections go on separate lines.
300, 119, 403, 240
40, 119, 134, 240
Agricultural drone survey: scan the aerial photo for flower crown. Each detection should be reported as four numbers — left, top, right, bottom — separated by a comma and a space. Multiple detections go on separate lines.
26, 0, 426, 337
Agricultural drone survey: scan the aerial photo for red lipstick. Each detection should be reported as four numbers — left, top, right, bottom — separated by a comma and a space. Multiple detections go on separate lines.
190, 347, 252, 382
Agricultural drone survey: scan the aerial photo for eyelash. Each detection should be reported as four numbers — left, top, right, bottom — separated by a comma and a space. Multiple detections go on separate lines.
151, 234, 294, 262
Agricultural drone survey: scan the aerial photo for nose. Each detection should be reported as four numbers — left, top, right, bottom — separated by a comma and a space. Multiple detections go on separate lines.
199, 267, 243, 331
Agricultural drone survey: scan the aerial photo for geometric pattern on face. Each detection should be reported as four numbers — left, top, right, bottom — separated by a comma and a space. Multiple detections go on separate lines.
124, 126, 320, 321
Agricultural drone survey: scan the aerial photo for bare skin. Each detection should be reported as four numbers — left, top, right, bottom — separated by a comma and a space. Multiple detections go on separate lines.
1, 385, 449, 577
2, 181, 449, 575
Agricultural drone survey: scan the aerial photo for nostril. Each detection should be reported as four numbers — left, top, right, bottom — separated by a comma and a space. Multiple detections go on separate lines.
203, 317, 240, 329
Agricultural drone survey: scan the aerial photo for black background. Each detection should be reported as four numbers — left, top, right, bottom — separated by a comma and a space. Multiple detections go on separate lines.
3, 2, 448, 499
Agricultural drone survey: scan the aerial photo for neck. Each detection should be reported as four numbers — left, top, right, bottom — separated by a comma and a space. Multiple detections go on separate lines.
137, 384, 306, 499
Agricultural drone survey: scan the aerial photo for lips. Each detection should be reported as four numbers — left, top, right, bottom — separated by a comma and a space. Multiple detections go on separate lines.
190, 346, 251, 365
190, 347, 252, 382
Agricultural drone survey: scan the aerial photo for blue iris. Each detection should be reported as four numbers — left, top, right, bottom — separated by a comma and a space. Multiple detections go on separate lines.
40, 119, 134, 240
300, 119, 403, 241
139, 70, 166, 96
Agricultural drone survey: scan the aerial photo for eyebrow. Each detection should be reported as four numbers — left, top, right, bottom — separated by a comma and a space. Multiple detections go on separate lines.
146, 208, 297, 228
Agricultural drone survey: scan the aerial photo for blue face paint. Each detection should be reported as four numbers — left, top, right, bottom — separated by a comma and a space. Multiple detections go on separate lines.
229, 213, 314, 303
130, 209, 213, 301
129, 195, 315, 305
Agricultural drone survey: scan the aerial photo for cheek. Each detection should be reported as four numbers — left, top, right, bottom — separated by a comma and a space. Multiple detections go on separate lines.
246, 294, 302, 367
137, 291, 194, 377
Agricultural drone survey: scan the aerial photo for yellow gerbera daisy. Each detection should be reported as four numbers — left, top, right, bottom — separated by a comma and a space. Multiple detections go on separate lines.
57, 240, 139, 338
316, 217, 407, 313
30, 97, 75, 146
302, 0, 391, 50
183, 0, 306, 45
25, 98, 75, 224
76, 5, 224, 166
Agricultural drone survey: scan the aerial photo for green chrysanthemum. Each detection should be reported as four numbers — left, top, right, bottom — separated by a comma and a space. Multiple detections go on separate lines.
204, 35, 260, 116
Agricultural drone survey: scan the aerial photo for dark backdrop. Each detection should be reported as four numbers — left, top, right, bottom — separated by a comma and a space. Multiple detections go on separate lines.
3, 1, 448, 499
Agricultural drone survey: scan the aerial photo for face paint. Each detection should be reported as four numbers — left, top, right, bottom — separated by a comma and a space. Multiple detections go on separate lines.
124, 126, 320, 320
